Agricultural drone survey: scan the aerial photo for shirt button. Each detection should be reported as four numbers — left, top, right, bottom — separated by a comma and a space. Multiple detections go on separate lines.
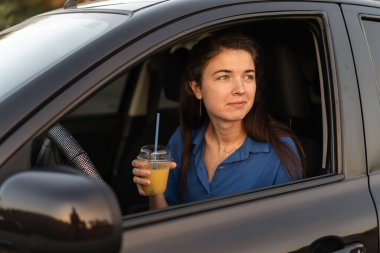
220, 166, 224, 171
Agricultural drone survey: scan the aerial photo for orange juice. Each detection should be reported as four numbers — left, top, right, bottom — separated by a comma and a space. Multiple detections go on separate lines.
142, 162, 170, 195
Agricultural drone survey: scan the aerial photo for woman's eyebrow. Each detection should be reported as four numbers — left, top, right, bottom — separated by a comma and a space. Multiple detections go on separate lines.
212, 69, 255, 75
212, 69, 232, 75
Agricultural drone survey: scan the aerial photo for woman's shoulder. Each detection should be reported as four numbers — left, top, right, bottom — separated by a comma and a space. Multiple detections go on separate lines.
279, 135, 297, 149
168, 127, 182, 146
167, 127, 183, 163
246, 135, 297, 152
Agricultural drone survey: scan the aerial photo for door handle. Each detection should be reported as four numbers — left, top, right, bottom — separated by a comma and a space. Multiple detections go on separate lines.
331, 243, 365, 253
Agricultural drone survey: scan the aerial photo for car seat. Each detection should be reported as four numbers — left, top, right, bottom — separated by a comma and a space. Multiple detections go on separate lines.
262, 41, 323, 177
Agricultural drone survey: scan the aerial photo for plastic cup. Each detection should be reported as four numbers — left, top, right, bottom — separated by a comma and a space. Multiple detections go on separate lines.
137, 145, 171, 195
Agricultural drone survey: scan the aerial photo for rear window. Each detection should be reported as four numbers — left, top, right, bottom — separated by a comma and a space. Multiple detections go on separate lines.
0, 13, 126, 101
362, 19, 380, 91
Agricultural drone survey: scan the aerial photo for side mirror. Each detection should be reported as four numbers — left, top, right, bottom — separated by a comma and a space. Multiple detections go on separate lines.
0, 168, 122, 253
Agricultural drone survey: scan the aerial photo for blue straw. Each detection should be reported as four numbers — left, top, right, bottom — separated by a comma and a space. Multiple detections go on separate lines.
154, 113, 160, 153
153, 113, 160, 169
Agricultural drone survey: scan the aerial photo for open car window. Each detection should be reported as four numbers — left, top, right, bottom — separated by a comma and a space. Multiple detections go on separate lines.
61, 17, 332, 215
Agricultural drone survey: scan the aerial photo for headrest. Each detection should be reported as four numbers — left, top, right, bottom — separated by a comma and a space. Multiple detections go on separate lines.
263, 43, 311, 119
162, 47, 190, 102
147, 51, 168, 73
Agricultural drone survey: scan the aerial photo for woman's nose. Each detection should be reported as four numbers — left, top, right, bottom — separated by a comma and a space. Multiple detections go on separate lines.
232, 78, 246, 95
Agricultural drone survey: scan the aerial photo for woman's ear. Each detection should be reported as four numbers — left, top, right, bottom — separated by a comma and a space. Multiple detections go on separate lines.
189, 81, 202, 99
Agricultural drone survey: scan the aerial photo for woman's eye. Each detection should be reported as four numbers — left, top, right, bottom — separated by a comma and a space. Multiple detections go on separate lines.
244, 74, 255, 80
216, 75, 229, 80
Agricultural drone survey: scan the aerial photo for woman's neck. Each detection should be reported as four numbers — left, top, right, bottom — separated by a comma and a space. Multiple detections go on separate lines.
205, 120, 246, 153
203, 120, 246, 182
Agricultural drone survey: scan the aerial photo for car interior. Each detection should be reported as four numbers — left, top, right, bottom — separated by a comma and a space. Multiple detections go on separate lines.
3, 17, 331, 216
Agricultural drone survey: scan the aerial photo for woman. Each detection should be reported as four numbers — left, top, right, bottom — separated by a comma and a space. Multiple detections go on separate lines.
132, 32, 305, 209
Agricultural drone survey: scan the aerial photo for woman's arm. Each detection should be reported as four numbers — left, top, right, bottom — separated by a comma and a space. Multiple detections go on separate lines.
149, 194, 169, 209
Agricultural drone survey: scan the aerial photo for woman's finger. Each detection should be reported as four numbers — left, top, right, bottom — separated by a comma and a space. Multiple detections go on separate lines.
131, 159, 148, 168
132, 167, 150, 177
133, 175, 150, 186
170, 161, 177, 169
136, 184, 149, 196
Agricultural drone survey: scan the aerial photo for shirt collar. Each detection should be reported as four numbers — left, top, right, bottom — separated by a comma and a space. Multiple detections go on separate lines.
243, 136, 270, 154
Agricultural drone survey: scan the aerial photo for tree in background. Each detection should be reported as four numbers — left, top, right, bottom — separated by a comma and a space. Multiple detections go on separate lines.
0, 0, 90, 31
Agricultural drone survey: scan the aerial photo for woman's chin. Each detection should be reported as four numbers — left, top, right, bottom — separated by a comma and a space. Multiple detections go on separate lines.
221, 114, 247, 122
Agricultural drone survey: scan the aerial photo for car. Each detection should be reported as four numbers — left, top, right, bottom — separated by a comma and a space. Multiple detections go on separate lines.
1, 0, 380, 252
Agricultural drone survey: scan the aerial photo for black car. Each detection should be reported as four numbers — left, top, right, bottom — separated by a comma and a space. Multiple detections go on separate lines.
1, 0, 380, 252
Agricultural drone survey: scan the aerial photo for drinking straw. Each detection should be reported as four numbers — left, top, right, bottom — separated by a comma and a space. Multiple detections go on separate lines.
153, 112, 160, 169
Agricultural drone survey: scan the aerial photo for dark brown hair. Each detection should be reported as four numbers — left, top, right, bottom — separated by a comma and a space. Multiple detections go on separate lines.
179, 31, 305, 198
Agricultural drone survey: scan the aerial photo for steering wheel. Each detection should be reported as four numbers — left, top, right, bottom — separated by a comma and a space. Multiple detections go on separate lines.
36, 124, 103, 181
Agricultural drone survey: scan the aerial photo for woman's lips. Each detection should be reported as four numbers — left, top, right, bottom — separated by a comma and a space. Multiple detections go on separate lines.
227, 101, 246, 109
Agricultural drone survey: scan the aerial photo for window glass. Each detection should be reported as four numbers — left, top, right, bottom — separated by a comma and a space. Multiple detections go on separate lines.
362, 19, 380, 90
69, 74, 128, 116
0, 13, 126, 102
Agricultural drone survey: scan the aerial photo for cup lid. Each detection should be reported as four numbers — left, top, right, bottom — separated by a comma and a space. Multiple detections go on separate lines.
137, 145, 171, 161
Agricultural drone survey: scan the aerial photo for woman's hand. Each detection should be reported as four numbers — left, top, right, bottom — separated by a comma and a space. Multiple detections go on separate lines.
132, 159, 176, 196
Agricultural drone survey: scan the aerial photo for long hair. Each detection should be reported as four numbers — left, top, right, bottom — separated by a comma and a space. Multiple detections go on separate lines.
179, 31, 305, 198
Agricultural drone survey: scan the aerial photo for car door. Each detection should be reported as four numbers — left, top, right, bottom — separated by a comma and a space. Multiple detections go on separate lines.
343, 3, 380, 251
119, 2, 378, 253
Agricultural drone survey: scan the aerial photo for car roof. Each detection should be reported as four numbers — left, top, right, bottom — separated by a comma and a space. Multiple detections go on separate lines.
81, 0, 380, 10
76, 0, 168, 12
50, 0, 380, 15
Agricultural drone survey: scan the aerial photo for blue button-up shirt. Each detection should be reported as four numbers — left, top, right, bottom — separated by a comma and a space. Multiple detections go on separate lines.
164, 124, 299, 205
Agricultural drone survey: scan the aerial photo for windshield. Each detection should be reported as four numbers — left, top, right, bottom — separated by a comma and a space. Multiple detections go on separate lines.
0, 13, 126, 101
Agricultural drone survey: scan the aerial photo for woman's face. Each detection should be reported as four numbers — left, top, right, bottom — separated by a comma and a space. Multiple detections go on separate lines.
191, 48, 256, 124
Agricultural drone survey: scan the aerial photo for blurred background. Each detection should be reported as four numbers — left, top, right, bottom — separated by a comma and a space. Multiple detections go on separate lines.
0, 0, 92, 31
